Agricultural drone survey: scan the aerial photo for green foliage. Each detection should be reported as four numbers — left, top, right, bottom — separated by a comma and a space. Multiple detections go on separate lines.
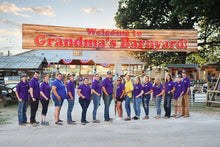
115, 0, 220, 66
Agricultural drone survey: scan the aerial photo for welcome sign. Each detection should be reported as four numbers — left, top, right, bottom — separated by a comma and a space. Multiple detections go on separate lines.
22, 24, 198, 52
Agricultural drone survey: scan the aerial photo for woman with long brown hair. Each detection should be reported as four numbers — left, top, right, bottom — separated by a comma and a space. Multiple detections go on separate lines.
40, 75, 51, 126
142, 76, 153, 119
152, 77, 164, 119
163, 74, 175, 119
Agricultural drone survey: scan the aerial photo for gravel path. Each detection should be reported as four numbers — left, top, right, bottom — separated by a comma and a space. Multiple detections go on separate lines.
0, 98, 220, 147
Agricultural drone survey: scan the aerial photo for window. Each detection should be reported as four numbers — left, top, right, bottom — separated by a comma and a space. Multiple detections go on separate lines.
73, 50, 82, 56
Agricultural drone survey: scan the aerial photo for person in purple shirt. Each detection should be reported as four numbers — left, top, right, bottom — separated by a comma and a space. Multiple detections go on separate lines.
182, 70, 191, 117
52, 73, 67, 125
163, 74, 175, 119
29, 71, 40, 126
132, 77, 144, 120
142, 76, 153, 119
77, 78, 91, 125
66, 74, 76, 125
152, 77, 164, 119
40, 75, 51, 126
91, 74, 102, 123
102, 71, 114, 122
15, 74, 29, 126
172, 74, 185, 118
115, 77, 125, 120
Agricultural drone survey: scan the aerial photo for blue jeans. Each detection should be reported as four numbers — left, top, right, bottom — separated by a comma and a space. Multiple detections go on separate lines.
142, 94, 151, 116
92, 93, 101, 120
67, 98, 75, 122
53, 98, 64, 107
164, 93, 172, 117
79, 98, 90, 123
125, 95, 131, 117
133, 97, 142, 117
18, 100, 27, 125
154, 96, 162, 115
103, 94, 113, 121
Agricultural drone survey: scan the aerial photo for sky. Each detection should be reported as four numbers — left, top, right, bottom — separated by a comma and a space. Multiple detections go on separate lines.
0, 0, 119, 55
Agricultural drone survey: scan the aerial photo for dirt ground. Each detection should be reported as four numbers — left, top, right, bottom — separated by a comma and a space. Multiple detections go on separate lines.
0, 99, 220, 147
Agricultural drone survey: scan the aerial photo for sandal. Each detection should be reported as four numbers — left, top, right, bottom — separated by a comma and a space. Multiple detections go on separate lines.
124, 117, 131, 121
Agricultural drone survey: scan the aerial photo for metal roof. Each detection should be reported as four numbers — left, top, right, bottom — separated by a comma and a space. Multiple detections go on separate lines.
165, 64, 199, 68
16, 50, 145, 65
0, 56, 47, 69
203, 61, 220, 66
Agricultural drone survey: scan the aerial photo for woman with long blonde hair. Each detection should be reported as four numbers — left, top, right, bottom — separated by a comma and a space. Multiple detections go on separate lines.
132, 76, 144, 120
152, 77, 164, 119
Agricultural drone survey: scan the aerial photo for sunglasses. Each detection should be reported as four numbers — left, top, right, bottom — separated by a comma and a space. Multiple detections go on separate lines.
117, 80, 121, 81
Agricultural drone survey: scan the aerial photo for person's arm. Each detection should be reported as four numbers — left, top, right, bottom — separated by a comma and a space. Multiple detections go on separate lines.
120, 89, 125, 99
15, 91, 22, 102
163, 85, 166, 98
136, 90, 144, 98
156, 89, 165, 97
40, 84, 49, 100
102, 86, 108, 95
170, 86, 176, 92
156, 85, 165, 97
77, 89, 85, 99
30, 87, 36, 102
186, 87, 190, 95
185, 79, 190, 95
148, 89, 153, 95
145, 89, 153, 95
40, 91, 49, 100
52, 86, 61, 101
15, 84, 22, 102
68, 92, 74, 100
91, 89, 100, 96
67, 84, 74, 100
180, 91, 184, 97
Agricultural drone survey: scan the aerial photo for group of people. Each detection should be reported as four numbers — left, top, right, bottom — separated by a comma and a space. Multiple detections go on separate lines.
15, 70, 190, 126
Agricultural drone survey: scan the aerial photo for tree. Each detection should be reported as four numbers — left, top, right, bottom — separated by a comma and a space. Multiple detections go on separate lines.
114, 0, 220, 66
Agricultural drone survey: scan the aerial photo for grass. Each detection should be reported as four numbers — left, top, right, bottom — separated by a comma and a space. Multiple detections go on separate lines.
0, 117, 9, 125
190, 104, 220, 112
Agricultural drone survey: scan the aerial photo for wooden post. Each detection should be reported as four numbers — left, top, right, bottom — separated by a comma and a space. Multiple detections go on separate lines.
210, 74, 220, 101
206, 73, 220, 107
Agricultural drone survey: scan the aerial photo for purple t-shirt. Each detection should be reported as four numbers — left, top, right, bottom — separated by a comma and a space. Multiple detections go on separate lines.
174, 81, 185, 99
67, 80, 75, 99
16, 81, 29, 100
29, 77, 40, 98
102, 78, 113, 95
153, 83, 164, 97
183, 77, 190, 95
40, 82, 51, 100
133, 84, 143, 98
51, 79, 66, 99
91, 80, 102, 95
78, 84, 91, 101
164, 81, 174, 95
116, 83, 125, 98
143, 82, 153, 94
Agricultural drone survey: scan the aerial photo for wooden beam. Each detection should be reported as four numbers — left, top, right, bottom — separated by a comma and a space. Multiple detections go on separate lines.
207, 90, 220, 94
207, 101, 220, 104
22, 24, 198, 52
